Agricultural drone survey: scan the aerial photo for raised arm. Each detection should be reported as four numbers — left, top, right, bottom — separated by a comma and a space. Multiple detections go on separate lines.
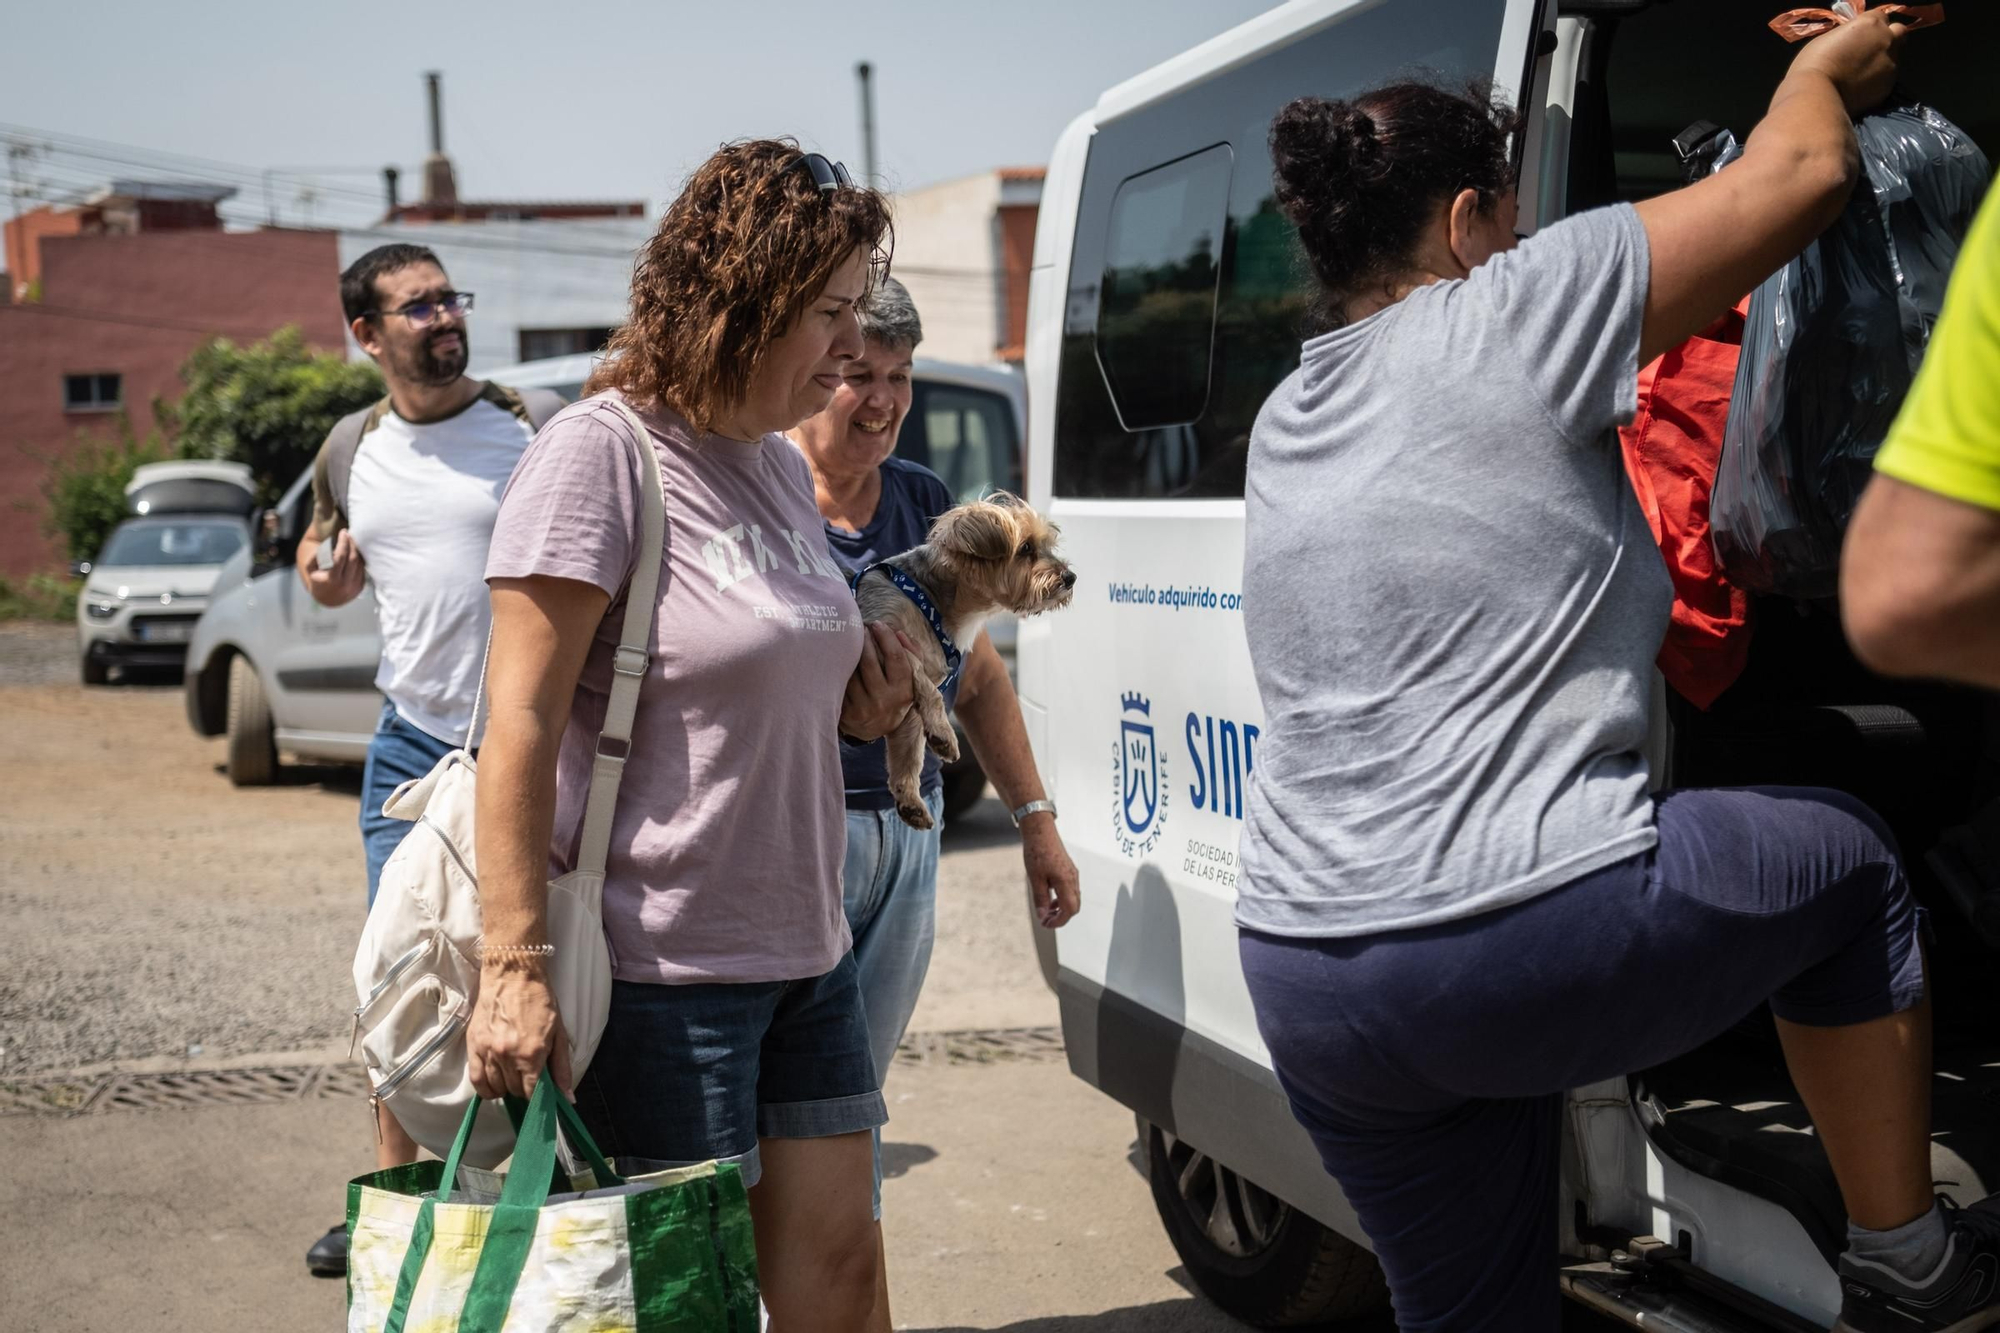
1632, 11, 1904, 365
467, 574, 609, 1101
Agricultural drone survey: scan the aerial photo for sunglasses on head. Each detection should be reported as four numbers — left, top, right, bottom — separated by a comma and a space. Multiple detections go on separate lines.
787, 152, 854, 193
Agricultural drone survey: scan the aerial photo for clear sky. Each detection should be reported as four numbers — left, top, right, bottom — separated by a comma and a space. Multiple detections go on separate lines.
2, 0, 1282, 228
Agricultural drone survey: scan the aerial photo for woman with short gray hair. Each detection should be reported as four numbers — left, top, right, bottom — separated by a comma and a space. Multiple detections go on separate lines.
789, 277, 1080, 1330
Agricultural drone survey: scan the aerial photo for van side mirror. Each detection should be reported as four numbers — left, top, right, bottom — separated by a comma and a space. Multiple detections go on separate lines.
69, 559, 92, 578
251, 507, 292, 574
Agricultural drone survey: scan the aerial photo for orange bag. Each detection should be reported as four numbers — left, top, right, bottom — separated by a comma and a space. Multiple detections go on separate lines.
1620, 299, 1755, 710
1769, 0, 1943, 42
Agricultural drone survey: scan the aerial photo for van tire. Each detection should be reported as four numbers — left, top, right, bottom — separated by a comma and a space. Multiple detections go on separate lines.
1141, 1116, 1388, 1326
81, 655, 110, 686
225, 654, 277, 787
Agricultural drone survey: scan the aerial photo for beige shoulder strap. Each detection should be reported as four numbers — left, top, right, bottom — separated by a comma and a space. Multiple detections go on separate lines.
571, 401, 666, 878
463, 398, 667, 879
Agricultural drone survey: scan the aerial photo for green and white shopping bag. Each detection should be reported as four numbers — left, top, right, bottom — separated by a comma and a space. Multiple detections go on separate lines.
346, 1077, 759, 1332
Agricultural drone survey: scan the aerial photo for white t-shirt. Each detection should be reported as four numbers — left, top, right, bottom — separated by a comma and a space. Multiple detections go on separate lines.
346, 385, 536, 744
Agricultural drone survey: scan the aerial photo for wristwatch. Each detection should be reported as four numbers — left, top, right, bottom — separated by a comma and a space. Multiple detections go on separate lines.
1010, 799, 1058, 827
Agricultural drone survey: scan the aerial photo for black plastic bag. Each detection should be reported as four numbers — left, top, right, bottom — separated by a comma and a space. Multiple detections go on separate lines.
1711, 103, 1991, 599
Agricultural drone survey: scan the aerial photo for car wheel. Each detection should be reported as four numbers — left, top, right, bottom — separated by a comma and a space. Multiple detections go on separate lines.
1141, 1115, 1388, 1327
225, 654, 278, 787
940, 726, 987, 823
81, 654, 110, 686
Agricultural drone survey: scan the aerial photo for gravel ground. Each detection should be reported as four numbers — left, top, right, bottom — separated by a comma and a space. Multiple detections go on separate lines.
0, 637, 1054, 1076
0, 622, 80, 687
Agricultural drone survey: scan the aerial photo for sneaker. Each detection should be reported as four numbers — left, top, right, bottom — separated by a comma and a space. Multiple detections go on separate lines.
1835, 1196, 2000, 1332
306, 1223, 348, 1278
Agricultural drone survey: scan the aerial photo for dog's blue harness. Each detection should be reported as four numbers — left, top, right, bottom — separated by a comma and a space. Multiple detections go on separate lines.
855, 562, 963, 695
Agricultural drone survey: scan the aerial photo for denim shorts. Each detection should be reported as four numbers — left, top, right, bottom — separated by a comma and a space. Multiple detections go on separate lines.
572, 951, 888, 1190
843, 787, 944, 1215
359, 700, 457, 908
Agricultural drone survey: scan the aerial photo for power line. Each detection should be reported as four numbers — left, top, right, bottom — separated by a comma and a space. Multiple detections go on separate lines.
2, 121, 1020, 281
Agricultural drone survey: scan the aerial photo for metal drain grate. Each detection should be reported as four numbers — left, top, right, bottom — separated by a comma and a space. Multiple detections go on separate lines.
894, 1025, 1066, 1067
3, 1025, 1066, 1119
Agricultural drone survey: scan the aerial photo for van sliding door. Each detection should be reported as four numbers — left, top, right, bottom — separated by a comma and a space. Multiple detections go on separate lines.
1022, 0, 1552, 1237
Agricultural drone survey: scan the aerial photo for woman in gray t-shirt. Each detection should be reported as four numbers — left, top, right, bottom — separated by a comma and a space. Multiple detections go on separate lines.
1237, 14, 2000, 1331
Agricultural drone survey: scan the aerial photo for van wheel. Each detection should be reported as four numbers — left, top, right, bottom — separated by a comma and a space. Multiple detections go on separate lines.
81, 655, 110, 686
1142, 1116, 1388, 1326
225, 654, 277, 787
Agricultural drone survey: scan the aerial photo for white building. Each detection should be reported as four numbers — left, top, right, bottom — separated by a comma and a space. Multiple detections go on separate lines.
891, 168, 1043, 367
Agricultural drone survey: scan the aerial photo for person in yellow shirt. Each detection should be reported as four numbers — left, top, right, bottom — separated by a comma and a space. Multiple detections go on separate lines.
1844, 183, 2000, 688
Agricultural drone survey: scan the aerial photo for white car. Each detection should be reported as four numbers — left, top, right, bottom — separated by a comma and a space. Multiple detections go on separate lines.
1020, 1, 1998, 1329
76, 461, 254, 685
185, 356, 1026, 799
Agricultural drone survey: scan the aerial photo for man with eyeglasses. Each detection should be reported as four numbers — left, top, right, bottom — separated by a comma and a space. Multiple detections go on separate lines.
295, 242, 563, 1278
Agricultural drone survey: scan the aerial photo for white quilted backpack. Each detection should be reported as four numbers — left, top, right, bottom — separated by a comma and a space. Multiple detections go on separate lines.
350, 399, 664, 1167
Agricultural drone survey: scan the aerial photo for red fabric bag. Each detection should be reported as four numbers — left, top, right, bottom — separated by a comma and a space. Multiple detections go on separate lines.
1620, 298, 1755, 710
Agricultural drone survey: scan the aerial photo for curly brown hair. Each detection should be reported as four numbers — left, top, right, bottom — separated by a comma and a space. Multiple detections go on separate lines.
587, 139, 894, 430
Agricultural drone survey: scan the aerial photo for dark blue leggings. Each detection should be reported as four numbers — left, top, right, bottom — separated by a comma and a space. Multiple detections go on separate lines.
1240, 786, 1925, 1332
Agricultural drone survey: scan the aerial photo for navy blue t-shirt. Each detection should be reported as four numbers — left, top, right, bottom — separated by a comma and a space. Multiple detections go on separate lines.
825, 456, 960, 810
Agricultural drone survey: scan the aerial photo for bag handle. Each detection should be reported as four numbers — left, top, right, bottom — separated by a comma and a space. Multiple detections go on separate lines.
461, 398, 668, 883
382, 1078, 623, 1333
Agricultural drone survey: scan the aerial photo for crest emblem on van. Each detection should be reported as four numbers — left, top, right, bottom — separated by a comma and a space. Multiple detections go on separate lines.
1112, 692, 1169, 857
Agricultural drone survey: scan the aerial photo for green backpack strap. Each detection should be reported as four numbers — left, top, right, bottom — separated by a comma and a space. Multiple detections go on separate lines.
310, 397, 391, 542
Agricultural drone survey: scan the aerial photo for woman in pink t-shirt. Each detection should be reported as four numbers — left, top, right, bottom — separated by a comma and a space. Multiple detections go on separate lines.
470, 140, 914, 1330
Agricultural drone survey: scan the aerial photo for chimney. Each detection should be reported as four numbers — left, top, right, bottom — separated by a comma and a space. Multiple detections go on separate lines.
420, 71, 459, 208
382, 165, 401, 218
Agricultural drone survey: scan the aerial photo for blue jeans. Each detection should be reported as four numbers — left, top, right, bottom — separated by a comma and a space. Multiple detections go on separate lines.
842, 788, 944, 1216
359, 701, 457, 908
573, 954, 888, 1191
1241, 786, 1924, 1332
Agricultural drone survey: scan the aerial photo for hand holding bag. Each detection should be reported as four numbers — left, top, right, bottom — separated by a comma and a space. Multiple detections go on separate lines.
350, 399, 666, 1167
345, 1075, 759, 1332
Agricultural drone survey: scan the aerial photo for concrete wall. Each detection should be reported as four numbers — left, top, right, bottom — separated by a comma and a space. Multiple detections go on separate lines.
891, 173, 1005, 365
0, 227, 345, 576
335, 218, 650, 374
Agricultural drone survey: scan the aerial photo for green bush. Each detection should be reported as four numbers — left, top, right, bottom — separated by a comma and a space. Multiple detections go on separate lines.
38, 421, 171, 566
0, 573, 80, 621
160, 325, 383, 502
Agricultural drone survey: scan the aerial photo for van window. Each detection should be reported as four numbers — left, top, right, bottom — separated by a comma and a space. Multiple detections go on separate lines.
1096, 146, 1235, 431
1051, 0, 1514, 500
898, 382, 1023, 502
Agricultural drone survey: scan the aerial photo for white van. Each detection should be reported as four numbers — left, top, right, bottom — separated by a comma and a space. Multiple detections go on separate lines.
1019, 0, 1999, 1327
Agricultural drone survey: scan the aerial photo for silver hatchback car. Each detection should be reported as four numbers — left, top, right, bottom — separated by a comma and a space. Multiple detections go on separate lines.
184, 356, 1026, 812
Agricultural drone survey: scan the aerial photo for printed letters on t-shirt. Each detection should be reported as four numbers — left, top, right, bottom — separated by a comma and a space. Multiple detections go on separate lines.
696, 511, 851, 634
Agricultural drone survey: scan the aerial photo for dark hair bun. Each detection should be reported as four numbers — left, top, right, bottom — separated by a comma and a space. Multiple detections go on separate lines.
1270, 98, 1380, 221
1266, 79, 1520, 318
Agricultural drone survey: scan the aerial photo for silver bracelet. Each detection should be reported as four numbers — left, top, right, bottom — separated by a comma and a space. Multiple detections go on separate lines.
1010, 799, 1058, 827
478, 942, 555, 959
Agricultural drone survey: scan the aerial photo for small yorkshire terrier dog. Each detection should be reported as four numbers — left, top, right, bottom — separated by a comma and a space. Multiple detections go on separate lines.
854, 493, 1075, 829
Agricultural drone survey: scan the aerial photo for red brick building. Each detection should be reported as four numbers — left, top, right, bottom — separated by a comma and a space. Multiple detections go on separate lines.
0, 183, 346, 577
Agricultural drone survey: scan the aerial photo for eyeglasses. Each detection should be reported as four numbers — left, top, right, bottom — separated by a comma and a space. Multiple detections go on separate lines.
369, 291, 475, 326
787, 153, 854, 193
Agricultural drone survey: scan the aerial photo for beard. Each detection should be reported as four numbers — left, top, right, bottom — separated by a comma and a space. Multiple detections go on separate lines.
391, 329, 468, 386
